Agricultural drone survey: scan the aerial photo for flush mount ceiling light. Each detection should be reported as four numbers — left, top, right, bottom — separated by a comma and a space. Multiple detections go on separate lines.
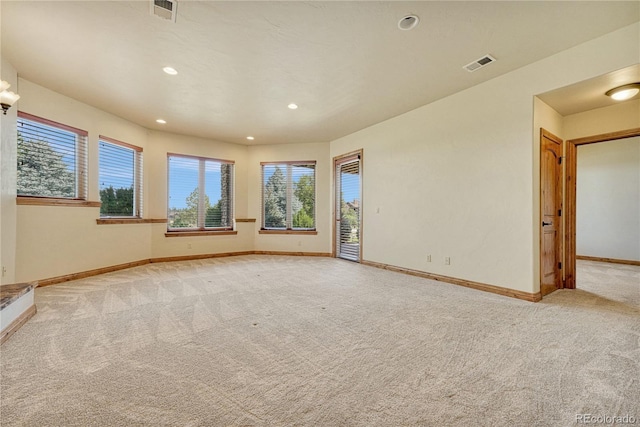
605, 83, 640, 101
156, 119, 167, 124
288, 103, 298, 110
0, 80, 20, 115
398, 14, 419, 31
163, 66, 178, 75
246, 136, 255, 140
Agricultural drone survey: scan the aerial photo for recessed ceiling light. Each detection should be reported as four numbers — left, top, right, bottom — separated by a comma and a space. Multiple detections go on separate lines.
246, 136, 255, 140
605, 83, 640, 101
156, 119, 167, 124
288, 103, 298, 110
163, 67, 178, 75
398, 15, 419, 31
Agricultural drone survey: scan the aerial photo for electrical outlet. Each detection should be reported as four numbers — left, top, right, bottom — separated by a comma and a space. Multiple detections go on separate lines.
187, 243, 192, 249
298, 241, 302, 247
426, 255, 431, 262
445, 257, 451, 265
1, 266, 5, 277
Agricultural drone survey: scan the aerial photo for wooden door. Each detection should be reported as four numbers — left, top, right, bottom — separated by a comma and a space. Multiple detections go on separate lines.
540, 129, 563, 296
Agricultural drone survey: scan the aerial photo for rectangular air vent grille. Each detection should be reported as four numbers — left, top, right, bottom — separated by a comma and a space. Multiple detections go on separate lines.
463, 54, 496, 72
151, 0, 177, 22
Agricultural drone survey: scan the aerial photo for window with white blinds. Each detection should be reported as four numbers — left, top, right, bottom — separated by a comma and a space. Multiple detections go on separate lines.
17, 112, 88, 199
167, 154, 234, 230
99, 136, 143, 217
261, 161, 316, 230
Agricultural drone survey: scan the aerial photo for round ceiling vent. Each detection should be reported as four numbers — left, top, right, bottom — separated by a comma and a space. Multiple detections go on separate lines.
398, 15, 419, 31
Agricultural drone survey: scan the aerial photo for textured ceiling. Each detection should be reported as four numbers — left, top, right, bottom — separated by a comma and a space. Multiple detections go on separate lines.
2, 1, 639, 145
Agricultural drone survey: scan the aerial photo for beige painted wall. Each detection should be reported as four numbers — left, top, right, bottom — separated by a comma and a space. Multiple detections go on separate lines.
1, 57, 18, 284
247, 142, 331, 254
14, 81, 258, 280
15, 80, 153, 282
4, 22, 639, 292
533, 98, 564, 142
11, 79, 326, 282
329, 23, 639, 294
564, 99, 640, 140
576, 137, 640, 261
147, 130, 253, 259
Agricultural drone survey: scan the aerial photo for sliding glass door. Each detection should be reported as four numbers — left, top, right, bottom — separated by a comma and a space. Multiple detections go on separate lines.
335, 153, 361, 262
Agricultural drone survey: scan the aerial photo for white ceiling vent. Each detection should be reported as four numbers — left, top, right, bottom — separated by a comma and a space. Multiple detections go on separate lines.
150, 0, 177, 22
463, 54, 496, 72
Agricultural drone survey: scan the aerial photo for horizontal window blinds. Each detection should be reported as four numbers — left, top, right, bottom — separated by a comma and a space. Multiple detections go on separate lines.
337, 158, 360, 261
204, 160, 234, 228
262, 164, 287, 229
262, 162, 316, 230
99, 137, 143, 217
17, 112, 87, 199
168, 154, 234, 230
168, 156, 199, 229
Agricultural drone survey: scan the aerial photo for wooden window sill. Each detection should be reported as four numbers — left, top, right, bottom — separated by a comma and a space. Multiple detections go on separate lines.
97, 218, 167, 225
17, 196, 101, 207
259, 229, 318, 235
165, 230, 238, 237
235, 218, 257, 223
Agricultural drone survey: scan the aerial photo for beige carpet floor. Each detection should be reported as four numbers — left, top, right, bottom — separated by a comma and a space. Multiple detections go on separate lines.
1, 256, 638, 426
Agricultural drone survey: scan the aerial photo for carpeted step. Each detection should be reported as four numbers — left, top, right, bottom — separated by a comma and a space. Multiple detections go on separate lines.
0, 282, 38, 344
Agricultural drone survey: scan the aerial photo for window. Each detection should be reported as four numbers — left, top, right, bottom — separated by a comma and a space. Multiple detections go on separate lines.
17, 112, 87, 199
261, 162, 316, 230
99, 136, 143, 217
167, 154, 234, 231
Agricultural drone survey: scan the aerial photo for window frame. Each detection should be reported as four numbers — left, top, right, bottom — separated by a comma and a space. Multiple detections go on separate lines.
17, 111, 88, 201
166, 153, 235, 233
260, 160, 317, 233
98, 135, 143, 218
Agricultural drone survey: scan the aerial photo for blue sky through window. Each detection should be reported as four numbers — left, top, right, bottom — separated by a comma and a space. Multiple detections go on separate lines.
341, 172, 359, 204
168, 157, 223, 209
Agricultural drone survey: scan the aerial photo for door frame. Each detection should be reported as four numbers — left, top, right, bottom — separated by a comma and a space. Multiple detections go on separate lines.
540, 129, 564, 295
333, 149, 363, 261
564, 127, 640, 289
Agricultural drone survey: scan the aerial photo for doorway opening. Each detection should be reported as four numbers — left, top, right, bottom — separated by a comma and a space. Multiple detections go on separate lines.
564, 128, 640, 288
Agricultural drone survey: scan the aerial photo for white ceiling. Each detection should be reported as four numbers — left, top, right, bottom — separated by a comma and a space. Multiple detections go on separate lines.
2, 1, 639, 145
